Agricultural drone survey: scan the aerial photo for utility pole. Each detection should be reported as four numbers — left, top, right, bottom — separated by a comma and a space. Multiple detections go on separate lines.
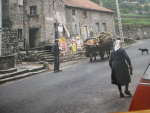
98, 0, 103, 6
0, 0, 2, 56
116, 0, 124, 42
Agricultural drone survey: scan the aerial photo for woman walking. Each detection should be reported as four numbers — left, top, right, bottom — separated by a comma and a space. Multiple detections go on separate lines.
109, 39, 133, 98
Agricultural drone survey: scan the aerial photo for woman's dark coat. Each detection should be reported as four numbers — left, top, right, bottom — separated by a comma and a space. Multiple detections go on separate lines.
109, 48, 132, 85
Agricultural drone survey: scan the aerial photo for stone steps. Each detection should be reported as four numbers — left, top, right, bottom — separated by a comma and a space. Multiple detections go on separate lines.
26, 50, 85, 63
28, 50, 54, 63
0, 69, 28, 79
0, 65, 46, 84
0, 51, 87, 84
0, 68, 17, 74
0, 69, 47, 84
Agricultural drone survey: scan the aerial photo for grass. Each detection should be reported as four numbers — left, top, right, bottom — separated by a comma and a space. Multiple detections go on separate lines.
121, 13, 150, 17
115, 13, 150, 26
121, 18, 150, 26
124, 38, 136, 45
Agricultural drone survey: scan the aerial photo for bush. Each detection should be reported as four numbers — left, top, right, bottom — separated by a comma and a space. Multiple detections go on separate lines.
124, 38, 136, 44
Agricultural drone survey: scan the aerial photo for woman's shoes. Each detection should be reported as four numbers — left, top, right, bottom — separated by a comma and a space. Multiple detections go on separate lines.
120, 93, 125, 98
124, 90, 132, 96
119, 91, 132, 98
54, 70, 62, 73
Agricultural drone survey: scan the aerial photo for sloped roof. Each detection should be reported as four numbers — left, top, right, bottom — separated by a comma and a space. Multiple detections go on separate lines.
63, 0, 113, 13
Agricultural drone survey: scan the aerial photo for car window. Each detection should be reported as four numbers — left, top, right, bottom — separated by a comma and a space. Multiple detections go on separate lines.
143, 64, 150, 80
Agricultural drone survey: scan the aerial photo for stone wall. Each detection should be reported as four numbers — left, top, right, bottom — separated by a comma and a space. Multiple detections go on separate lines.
8, 0, 115, 48
123, 25, 150, 40
41, 0, 66, 43
2, 29, 18, 56
0, 55, 15, 70
9, 0, 23, 29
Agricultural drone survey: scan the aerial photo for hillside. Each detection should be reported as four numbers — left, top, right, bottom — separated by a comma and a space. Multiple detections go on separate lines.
91, 0, 150, 25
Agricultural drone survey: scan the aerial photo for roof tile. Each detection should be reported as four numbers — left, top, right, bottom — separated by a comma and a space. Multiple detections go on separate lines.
64, 0, 113, 13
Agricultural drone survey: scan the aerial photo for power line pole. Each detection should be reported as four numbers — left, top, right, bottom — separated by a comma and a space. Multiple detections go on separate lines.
116, 0, 124, 42
0, 0, 2, 56
98, 0, 103, 6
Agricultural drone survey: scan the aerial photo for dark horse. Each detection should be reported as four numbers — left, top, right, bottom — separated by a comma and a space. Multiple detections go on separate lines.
99, 38, 113, 59
85, 45, 98, 62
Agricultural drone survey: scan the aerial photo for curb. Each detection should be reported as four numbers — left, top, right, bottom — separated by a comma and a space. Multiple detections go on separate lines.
0, 69, 29, 79
0, 68, 17, 74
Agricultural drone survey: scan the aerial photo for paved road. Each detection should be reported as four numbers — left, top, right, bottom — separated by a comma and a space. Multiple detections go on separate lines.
0, 39, 150, 113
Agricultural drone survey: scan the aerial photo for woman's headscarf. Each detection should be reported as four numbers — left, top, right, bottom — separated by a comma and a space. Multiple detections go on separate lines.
114, 40, 121, 51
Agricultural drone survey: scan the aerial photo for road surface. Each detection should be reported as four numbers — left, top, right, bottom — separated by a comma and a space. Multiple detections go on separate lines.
0, 39, 150, 113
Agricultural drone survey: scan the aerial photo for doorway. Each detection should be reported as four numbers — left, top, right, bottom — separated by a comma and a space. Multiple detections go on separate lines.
29, 28, 40, 48
80, 26, 89, 41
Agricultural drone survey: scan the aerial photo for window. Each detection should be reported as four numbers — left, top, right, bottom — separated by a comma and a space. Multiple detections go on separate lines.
18, 29, 23, 40
96, 22, 100, 32
72, 9, 76, 16
102, 23, 107, 32
83, 11, 87, 18
30, 6, 37, 16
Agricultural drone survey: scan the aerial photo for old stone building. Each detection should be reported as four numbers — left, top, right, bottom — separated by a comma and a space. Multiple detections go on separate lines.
2, 0, 115, 49
64, 0, 115, 40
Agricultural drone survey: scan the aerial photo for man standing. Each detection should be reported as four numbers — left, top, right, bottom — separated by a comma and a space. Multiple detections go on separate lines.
53, 21, 62, 73
53, 39, 62, 73
109, 39, 133, 98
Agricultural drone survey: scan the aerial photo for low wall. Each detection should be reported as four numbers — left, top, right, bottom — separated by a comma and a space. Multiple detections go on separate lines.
123, 25, 150, 40
0, 55, 15, 70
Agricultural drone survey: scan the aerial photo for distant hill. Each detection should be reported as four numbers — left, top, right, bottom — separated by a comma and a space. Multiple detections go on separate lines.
91, 0, 150, 14
91, 0, 150, 25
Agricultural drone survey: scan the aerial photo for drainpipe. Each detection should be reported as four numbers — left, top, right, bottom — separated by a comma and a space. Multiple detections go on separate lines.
0, 0, 2, 56
23, 0, 29, 53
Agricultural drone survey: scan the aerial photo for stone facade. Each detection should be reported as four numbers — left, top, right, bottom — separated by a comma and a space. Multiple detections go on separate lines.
65, 6, 115, 40
0, 55, 15, 70
4, 0, 115, 49
8, 0, 23, 29
2, 0, 10, 27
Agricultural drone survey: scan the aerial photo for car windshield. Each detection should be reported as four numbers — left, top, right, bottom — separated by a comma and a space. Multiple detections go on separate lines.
143, 64, 150, 80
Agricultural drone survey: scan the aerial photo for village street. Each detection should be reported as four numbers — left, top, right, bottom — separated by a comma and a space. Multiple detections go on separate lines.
0, 39, 150, 113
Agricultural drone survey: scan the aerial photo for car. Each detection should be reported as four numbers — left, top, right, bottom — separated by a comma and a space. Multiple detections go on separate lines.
129, 63, 150, 111
112, 109, 150, 113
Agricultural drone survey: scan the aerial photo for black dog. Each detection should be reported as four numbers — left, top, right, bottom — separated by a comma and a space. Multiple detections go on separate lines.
138, 48, 149, 55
